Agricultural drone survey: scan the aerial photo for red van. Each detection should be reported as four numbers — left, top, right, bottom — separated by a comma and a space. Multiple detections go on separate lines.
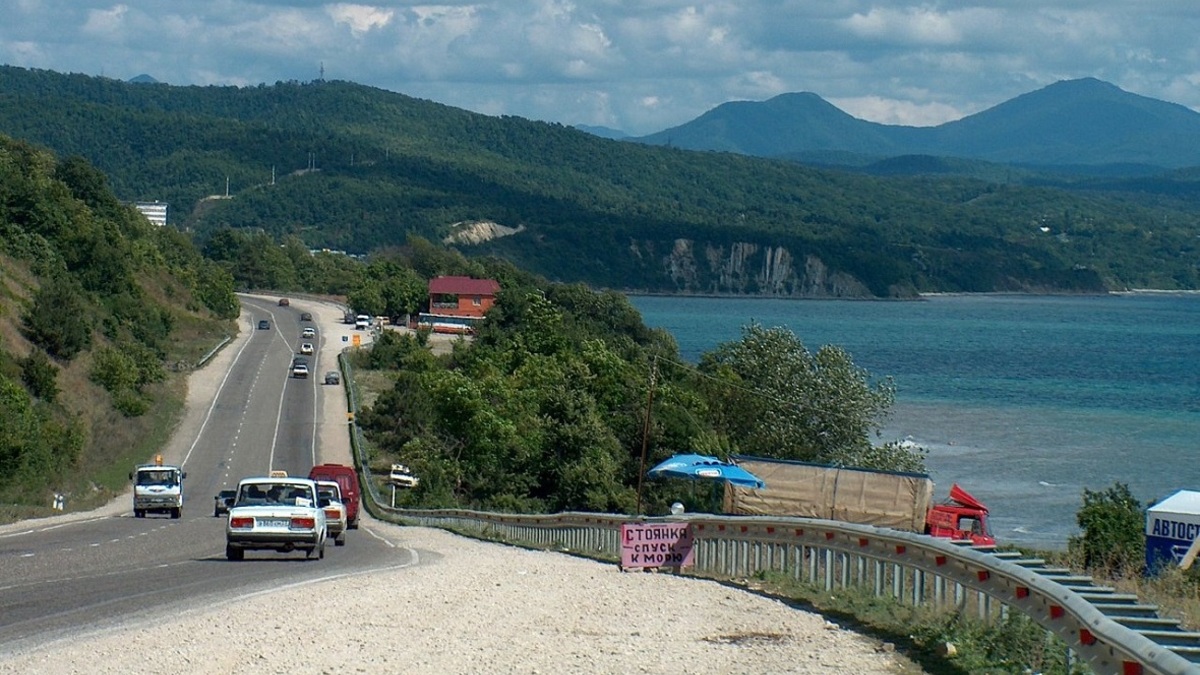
308, 463, 360, 529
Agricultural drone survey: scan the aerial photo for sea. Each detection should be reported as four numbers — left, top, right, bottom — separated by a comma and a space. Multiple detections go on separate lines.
628, 292, 1200, 550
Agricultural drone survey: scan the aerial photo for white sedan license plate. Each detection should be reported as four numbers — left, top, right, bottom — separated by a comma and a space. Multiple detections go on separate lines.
259, 518, 290, 528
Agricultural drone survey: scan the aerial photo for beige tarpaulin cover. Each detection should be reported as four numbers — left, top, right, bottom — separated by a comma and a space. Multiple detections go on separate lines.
723, 457, 935, 532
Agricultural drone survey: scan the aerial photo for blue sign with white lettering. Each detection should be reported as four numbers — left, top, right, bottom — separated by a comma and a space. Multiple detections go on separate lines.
1146, 489, 1200, 573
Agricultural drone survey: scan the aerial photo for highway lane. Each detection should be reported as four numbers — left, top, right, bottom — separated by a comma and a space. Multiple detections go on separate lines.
0, 298, 414, 653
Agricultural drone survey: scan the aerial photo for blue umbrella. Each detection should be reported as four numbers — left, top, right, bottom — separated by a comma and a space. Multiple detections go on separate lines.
647, 454, 766, 489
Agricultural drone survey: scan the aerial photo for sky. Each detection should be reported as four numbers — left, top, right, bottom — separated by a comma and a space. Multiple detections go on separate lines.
3, 1, 1200, 137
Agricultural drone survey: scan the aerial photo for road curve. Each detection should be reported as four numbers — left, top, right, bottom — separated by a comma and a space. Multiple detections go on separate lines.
0, 296, 916, 675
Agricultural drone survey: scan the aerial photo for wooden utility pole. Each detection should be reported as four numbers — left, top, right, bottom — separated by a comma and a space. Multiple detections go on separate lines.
635, 357, 658, 516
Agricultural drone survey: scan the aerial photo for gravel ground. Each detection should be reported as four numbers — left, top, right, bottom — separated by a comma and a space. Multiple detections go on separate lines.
0, 297, 915, 675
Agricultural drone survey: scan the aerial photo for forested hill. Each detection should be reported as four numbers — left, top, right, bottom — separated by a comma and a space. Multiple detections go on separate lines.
1, 65, 1199, 295
0, 133, 236, 516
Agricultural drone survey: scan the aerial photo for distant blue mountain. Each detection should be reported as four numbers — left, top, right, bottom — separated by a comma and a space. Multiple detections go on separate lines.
128, 74, 159, 84
634, 79, 1200, 169
574, 124, 629, 140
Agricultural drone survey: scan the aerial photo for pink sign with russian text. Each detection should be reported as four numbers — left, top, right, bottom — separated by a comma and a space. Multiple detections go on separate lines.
620, 522, 695, 569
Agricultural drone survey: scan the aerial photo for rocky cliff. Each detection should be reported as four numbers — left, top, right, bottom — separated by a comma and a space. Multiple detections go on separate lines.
654, 238, 874, 298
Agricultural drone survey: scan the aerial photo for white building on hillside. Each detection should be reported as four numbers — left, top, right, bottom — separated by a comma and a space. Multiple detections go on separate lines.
134, 201, 168, 226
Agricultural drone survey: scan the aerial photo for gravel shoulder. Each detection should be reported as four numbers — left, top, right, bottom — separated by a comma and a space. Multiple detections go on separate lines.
0, 296, 916, 675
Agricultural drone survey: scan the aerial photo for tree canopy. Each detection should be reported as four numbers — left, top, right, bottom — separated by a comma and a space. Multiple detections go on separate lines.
0, 133, 236, 507
355, 274, 923, 516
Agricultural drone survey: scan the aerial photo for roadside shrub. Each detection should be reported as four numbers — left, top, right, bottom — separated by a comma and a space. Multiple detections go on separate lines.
22, 277, 92, 359
90, 342, 164, 393
1070, 482, 1145, 575
909, 610, 1076, 674
20, 350, 58, 402
90, 346, 139, 393
113, 389, 150, 417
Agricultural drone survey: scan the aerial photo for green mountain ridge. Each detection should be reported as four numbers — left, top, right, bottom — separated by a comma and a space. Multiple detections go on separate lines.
1, 65, 1199, 296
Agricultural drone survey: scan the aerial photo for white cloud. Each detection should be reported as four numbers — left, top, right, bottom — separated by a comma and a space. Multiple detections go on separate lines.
833, 95, 966, 127
82, 4, 130, 38
842, 6, 963, 46
327, 4, 394, 36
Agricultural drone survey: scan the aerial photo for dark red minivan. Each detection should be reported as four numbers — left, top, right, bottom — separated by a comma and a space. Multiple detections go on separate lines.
308, 463, 360, 529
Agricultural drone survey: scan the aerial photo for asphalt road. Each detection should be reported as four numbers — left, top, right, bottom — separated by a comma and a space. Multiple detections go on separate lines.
0, 297, 415, 653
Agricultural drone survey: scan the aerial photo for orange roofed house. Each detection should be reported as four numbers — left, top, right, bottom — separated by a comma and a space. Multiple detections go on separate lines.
418, 276, 501, 334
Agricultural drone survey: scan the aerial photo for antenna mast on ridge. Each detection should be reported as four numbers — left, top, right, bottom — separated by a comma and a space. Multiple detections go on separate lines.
319, 61, 325, 82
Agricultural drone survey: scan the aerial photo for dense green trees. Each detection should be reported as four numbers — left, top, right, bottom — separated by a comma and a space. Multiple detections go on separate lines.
347, 260, 426, 320
357, 288, 653, 513
0, 133, 235, 506
696, 323, 919, 470
21, 278, 92, 359
356, 276, 918, 515
0, 373, 84, 487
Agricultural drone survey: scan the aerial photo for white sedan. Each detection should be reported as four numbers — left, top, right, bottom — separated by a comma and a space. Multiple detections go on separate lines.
316, 480, 347, 546
225, 477, 327, 560
299, 342, 314, 355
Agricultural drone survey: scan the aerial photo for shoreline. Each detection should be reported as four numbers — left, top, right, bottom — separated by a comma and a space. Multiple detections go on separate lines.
623, 288, 1200, 301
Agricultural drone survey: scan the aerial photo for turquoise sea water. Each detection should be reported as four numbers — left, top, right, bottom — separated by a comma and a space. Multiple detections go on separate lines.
629, 293, 1200, 549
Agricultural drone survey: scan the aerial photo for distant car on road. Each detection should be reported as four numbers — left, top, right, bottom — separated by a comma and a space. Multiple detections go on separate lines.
292, 363, 309, 379
324, 370, 341, 385
278, 298, 289, 306
301, 327, 316, 339
257, 320, 270, 330
299, 342, 314, 355
300, 312, 313, 322
213, 489, 236, 517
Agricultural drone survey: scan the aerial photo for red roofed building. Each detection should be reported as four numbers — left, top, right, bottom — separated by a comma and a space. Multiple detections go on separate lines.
419, 276, 500, 334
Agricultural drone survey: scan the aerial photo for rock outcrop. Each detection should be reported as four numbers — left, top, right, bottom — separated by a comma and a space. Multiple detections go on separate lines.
657, 238, 873, 297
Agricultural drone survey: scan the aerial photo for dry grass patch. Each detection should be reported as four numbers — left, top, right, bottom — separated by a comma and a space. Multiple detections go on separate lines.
352, 368, 399, 411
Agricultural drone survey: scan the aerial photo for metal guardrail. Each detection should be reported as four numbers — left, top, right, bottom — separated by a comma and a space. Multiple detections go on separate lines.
339, 353, 1198, 675
196, 336, 232, 368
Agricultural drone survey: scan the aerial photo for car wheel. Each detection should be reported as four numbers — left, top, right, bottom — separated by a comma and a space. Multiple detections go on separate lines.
318, 541, 325, 559
225, 545, 244, 561
134, 509, 145, 518
213, 508, 220, 517
171, 507, 181, 519
335, 533, 345, 547
348, 518, 358, 530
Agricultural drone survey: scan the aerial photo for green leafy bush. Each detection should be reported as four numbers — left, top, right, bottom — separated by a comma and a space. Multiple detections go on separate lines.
90, 346, 139, 393
1070, 482, 1145, 574
20, 350, 58, 402
112, 389, 150, 417
22, 278, 92, 360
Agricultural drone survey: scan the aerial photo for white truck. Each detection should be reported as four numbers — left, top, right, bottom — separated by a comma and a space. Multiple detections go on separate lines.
130, 455, 187, 518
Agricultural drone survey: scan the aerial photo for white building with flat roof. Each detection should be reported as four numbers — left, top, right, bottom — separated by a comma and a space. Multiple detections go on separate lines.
134, 201, 168, 226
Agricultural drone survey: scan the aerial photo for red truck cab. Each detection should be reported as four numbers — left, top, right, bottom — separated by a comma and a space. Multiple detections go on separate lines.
309, 463, 361, 529
925, 483, 994, 545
